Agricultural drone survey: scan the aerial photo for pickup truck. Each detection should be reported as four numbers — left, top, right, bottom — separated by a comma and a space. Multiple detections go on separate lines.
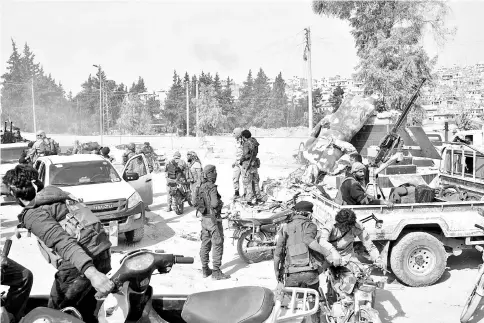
305, 142, 484, 287
32, 153, 154, 243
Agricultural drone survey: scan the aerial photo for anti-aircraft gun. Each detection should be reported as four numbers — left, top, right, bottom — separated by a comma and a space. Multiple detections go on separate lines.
1, 121, 26, 144
366, 78, 427, 199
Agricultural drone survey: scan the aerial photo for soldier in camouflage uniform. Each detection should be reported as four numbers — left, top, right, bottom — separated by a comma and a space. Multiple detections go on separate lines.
196, 165, 230, 280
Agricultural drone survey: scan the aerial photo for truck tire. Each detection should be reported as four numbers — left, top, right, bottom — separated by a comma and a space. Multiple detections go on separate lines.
390, 232, 447, 287
125, 227, 144, 243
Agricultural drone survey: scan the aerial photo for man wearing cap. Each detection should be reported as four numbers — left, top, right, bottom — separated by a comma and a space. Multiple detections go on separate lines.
232, 128, 244, 198
197, 165, 230, 280
28, 130, 57, 163
164, 151, 187, 212
273, 201, 326, 322
186, 151, 202, 205
336, 162, 392, 206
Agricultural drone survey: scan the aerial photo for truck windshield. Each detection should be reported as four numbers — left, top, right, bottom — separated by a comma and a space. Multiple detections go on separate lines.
49, 160, 122, 186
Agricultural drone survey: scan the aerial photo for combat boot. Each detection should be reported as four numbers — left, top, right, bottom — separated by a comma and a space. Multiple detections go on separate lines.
212, 270, 231, 280
233, 190, 240, 199
165, 206, 172, 212
202, 267, 212, 278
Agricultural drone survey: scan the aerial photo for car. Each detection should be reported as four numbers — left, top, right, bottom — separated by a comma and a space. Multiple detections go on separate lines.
32, 154, 154, 243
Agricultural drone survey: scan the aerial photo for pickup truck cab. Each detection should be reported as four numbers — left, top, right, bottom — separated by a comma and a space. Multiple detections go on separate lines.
33, 154, 154, 243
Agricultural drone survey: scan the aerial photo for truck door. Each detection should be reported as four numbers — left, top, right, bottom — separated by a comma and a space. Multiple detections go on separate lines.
122, 154, 153, 205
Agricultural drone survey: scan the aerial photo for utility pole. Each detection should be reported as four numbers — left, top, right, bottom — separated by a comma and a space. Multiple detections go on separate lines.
196, 81, 199, 137
304, 27, 313, 132
93, 64, 103, 145
186, 82, 189, 136
31, 78, 37, 134
77, 98, 79, 135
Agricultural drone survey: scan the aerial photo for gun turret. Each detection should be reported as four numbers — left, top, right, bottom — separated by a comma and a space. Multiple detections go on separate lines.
372, 78, 426, 166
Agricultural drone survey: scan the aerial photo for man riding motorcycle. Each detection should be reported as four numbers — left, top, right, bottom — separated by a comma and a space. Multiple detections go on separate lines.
318, 208, 383, 299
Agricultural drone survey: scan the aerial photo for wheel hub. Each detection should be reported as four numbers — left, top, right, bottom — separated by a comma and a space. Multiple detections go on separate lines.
408, 247, 436, 275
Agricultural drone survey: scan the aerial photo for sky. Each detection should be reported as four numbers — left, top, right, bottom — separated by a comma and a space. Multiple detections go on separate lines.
1, 0, 484, 94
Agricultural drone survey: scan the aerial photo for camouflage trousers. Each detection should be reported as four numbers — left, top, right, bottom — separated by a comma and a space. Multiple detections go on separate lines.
242, 167, 262, 201
200, 217, 224, 271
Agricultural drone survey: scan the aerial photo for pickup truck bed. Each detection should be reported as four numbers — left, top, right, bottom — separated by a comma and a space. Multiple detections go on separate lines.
305, 193, 484, 287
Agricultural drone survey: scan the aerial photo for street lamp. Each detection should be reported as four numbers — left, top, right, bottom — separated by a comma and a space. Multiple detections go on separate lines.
93, 64, 103, 145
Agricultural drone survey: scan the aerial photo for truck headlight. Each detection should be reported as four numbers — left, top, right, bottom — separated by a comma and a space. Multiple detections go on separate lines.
127, 191, 142, 209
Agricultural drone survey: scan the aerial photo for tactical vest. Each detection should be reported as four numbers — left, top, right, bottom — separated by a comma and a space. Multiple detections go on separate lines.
166, 160, 181, 180
284, 218, 318, 274
31, 195, 111, 269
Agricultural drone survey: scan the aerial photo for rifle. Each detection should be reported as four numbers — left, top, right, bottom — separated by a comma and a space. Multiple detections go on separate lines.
277, 228, 287, 283
372, 78, 427, 166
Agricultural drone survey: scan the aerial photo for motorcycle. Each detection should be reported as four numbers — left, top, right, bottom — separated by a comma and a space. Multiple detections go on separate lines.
321, 261, 386, 323
228, 193, 300, 264
168, 179, 192, 215
460, 224, 484, 323
19, 248, 321, 323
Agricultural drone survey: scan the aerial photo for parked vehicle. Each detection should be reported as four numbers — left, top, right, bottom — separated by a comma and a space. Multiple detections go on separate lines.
228, 193, 300, 264
18, 248, 320, 323
168, 179, 191, 215
460, 224, 484, 323
32, 154, 154, 243
322, 261, 386, 323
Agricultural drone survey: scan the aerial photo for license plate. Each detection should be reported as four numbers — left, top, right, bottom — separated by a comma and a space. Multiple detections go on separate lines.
108, 221, 119, 246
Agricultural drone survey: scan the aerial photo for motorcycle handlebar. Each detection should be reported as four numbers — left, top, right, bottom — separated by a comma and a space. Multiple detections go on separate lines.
175, 256, 194, 264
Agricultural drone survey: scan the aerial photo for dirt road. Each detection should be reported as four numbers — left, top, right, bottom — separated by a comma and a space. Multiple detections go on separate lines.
1, 156, 483, 323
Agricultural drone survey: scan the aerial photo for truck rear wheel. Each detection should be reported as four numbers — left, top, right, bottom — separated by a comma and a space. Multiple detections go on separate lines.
125, 227, 144, 243
390, 232, 447, 287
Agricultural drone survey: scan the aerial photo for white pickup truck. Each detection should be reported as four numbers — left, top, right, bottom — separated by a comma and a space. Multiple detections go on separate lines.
306, 142, 484, 287
32, 154, 154, 243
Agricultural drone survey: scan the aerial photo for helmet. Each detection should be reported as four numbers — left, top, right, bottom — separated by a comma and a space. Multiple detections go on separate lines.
101, 147, 110, 155
233, 128, 242, 138
144, 142, 150, 146
127, 143, 135, 151
173, 151, 181, 159
241, 129, 252, 139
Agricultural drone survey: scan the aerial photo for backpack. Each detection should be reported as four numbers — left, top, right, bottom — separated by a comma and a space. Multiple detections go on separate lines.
166, 160, 182, 180
284, 219, 318, 274
415, 184, 435, 203
194, 184, 210, 216
47, 138, 59, 155
35, 195, 111, 268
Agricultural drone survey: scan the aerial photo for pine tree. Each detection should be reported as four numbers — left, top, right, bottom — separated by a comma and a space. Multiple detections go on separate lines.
220, 76, 235, 130
251, 68, 272, 127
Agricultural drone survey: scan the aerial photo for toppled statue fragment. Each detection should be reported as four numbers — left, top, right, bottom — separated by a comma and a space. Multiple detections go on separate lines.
302, 94, 377, 182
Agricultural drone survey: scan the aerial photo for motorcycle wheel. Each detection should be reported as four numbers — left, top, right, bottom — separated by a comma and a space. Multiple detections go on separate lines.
237, 230, 273, 264
460, 274, 484, 323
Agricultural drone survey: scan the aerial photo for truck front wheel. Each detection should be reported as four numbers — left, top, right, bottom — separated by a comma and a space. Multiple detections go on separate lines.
390, 232, 447, 287
125, 227, 144, 243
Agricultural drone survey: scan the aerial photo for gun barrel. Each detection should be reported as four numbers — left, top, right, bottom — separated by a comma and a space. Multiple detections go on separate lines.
392, 78, 426, 132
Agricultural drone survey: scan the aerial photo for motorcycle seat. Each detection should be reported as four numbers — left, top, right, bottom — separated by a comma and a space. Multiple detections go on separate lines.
258, 210, 292, 224
181, 286, 274, 323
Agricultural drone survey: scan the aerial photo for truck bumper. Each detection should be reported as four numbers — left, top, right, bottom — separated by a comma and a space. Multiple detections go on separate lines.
101, 202, 145, 233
